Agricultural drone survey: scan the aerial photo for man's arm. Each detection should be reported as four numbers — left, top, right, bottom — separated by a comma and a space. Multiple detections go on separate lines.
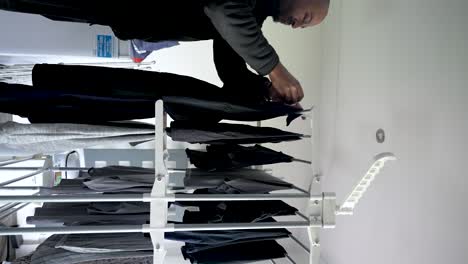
204, 0, 279, 76
206, 0, 304, 104
213, 36, 271, 101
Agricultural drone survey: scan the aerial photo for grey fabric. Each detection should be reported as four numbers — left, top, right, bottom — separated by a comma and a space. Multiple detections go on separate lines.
83, 175, 153, 193
27, 215, 149, 227
30, 235, 153, 264
184, 168, 291, 190
11, 255, 31, 264
34, 207, 88, 217
13, 255, 152, 264
55, 233, 152, 254
28, 202, 150, 227
38, 179, 99, 195
85, 166, 293, 193
87, 202, 150, 215
130, 39, 179, 62
80, 165, 291, 194
166, 228, 290, 254
167, 121, 303, 145
42, 202, 88, 209
83, 166, 155, 193
12, 248, 153, 264
0, 121, 154, 156
216, 179, 288, 194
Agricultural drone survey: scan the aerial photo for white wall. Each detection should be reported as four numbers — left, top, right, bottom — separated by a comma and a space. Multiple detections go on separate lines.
319, 0, 468, 264
0, 10, 127, 60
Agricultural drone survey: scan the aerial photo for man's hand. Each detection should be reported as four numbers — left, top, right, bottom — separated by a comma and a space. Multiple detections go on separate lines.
268, 62, 304, 104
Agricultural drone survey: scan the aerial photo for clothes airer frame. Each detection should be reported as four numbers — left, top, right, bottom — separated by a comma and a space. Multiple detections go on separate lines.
0, 100, 396, 263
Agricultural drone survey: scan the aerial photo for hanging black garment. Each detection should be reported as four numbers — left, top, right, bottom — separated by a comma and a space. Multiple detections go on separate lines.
180, 197, 298, 224
181, 239, 287, 264
167, 121, 304, 144
186, 144, 295, 171
184, 168, 292, 192
0, 67, 218, 123
30, 234, 153, 264
163, 96, 302, 125
197, 180, 284, 194
0, 64, 301, 124
166, 228, 290, 254
31, 64, 221, 99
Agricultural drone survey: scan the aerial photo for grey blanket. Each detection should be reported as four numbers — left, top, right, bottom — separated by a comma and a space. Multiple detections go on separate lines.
0, 121, 154, 155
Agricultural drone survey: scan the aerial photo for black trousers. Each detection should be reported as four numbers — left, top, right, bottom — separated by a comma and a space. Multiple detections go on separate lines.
0, 64, 223, 123
1, 64, 300, 124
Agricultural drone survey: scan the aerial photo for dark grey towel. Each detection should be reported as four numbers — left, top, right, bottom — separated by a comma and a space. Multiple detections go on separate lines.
184, 168, 292, 192
167, 121, 303, 144
186, 144, 295, 171
55, 233, 152, 254
167, 228, 290, 254
182, 239, 287, 264
31, 235, 153, 264
87, 202, 150, 215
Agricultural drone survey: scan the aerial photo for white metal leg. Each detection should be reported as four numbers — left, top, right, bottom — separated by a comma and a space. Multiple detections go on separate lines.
149, 100, 168, 264
308, 228, 321, 264
0, 169, 45, 186
0, 156, 35, 167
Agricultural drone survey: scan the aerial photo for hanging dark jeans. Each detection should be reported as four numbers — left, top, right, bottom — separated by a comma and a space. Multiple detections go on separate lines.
181, 239, 287, 264
167, 121, 304, 144
186, 144, 295, 171
179, 196, 298, 224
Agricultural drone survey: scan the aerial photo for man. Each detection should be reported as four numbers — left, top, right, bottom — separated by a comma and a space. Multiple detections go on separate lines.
0, 0, 330, 104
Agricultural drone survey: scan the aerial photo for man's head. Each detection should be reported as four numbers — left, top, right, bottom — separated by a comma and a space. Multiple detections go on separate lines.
274, 0, 330, 28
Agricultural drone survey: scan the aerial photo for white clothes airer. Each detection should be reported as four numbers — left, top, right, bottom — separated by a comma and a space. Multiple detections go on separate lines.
0, 100, 396, 263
